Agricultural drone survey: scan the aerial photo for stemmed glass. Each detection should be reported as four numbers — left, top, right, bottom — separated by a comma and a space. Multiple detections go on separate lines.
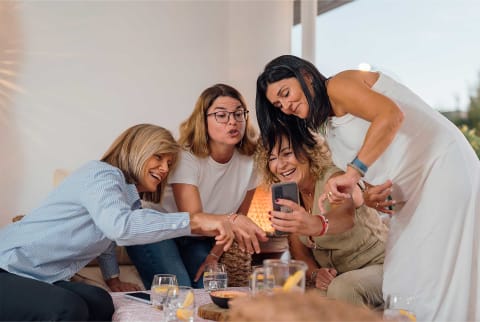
163, 286, 195, 322
151, 274, 178, 310
203, 263, 228, 292
383, 294, 417, 321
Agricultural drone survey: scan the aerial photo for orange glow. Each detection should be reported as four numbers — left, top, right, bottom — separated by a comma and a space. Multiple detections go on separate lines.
247, 185, 273, 233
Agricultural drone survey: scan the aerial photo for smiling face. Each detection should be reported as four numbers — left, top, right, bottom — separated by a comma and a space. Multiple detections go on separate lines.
206, 96, 246, 149
265, 77, 310, 119
268, 135, 311, 189
136, 153, 174, 193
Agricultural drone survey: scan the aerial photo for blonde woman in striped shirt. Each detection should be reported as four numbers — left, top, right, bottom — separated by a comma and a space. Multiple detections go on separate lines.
0, 124, 238, 321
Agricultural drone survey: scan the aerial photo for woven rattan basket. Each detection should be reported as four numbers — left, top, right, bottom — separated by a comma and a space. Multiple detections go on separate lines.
219, 241, 252, 287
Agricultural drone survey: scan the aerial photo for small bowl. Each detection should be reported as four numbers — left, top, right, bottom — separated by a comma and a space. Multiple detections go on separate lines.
209, 290, 248, 309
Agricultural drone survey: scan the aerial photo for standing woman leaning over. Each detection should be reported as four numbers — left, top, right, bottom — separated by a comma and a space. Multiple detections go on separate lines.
127, 84, 267, 289
255, 55, 480, 321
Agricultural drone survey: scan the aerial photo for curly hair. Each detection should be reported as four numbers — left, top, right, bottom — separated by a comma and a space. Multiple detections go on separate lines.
254, 122, 332, 187
178, 83, 257, 157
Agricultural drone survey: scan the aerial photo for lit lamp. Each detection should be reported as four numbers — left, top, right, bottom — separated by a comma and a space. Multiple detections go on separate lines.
247, 185, 289, 265
246, 185, 273, 234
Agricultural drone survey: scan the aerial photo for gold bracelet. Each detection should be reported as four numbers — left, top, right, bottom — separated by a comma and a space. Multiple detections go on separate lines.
227, 212, 239, 223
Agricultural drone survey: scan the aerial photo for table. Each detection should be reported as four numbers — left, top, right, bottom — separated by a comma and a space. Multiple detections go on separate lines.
111, 288, 248, 321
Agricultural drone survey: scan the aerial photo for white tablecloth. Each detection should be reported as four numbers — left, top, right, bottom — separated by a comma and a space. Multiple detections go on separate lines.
111, 288, 248, 321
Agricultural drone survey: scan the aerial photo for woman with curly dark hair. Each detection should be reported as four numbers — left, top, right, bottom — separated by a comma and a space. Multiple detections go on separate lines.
255, 122, 387, 308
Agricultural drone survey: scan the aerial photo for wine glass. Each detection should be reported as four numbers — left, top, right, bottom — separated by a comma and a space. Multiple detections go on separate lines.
151, 274, 177, 310
163, 286, 195, 322
203, 263, 228, 292
383, 294, 417, 321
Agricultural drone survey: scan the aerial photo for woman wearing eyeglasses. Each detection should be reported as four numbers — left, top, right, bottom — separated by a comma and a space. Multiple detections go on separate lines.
126, 84, 267, 289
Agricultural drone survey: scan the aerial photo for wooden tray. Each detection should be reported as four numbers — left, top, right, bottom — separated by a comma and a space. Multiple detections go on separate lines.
198, 303, 228, 321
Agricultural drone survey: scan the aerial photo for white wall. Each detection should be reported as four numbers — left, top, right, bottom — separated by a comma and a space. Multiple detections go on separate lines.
0, 0, 292, 227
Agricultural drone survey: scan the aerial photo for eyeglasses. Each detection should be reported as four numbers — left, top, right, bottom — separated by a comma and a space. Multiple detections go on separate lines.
206, 109, 249, 124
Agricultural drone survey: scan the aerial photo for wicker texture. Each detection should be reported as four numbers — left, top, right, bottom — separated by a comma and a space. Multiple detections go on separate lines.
219, 241, 252, 287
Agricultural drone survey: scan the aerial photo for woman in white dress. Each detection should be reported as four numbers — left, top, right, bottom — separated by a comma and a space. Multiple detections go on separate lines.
255, 55, 480, 321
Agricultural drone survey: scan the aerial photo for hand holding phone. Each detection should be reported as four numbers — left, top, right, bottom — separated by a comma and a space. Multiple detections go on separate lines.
271, 182, 299, 236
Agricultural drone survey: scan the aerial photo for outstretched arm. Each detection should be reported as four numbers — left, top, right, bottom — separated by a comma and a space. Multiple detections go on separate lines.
173, 184, 266, 253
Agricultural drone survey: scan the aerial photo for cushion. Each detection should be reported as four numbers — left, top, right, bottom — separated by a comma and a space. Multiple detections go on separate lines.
73, 265, 145, 291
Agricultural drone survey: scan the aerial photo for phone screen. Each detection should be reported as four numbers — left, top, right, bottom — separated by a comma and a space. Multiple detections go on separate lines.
271, 182, 299, 236
124, 292, 151, 304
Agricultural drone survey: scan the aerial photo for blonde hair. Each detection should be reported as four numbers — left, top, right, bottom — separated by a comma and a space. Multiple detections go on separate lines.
178, 84, 257, 157
254, 131, 332, 186
101, 124, 180, 203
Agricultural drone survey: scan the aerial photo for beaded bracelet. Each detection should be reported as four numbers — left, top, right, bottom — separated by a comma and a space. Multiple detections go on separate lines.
317, 214, 329, 236
306, 215, 329, 249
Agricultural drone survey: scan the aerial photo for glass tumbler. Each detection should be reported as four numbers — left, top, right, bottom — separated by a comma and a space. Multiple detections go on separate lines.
163, 286, 195, 322
151, 274, 178, 310
203, 262, 228, 292
383, 294, 417, 321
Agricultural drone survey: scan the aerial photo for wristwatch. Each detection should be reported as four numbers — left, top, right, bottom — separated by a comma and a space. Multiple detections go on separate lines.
310, 269, 319, 283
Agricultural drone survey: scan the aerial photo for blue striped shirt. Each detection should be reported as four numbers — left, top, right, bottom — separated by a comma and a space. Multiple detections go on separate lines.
0, 161, 190, 283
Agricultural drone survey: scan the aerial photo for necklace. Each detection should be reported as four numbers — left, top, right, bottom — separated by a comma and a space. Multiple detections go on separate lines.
300, 189, 313, 197
300, 192, 314, 214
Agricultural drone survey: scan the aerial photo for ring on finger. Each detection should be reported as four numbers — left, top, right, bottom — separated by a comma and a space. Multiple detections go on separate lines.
328, 191, 333, 197
375, 202, 379, 208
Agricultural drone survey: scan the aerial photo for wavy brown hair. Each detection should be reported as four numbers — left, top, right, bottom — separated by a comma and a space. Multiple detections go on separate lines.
101, 124, 180, 203
178, 84, 257, 157
254, 122, 332, 186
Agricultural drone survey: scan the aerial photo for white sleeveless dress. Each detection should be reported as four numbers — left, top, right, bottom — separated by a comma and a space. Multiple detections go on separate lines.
326, 72, 480, 321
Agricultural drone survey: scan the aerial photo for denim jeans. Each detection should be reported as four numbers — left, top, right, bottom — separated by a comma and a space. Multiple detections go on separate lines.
126, 236, 214, 289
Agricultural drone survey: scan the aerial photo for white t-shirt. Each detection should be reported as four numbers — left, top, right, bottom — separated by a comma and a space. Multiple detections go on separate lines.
150, 149, 259, 215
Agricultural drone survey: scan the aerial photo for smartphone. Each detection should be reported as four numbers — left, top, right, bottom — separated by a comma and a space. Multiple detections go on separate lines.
271, 182, 299, 236
124, 291, 151, 304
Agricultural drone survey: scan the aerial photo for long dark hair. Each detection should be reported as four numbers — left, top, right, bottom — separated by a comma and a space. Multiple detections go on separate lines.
256, 55, 332, 149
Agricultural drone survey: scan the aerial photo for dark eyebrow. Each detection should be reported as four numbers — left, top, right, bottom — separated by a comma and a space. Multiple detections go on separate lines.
277, 86, 287, 97
212, 104, 244, 111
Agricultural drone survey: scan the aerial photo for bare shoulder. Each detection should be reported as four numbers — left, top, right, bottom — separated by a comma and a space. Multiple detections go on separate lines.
326, 71, 380, 116
328, 70, 379, 92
